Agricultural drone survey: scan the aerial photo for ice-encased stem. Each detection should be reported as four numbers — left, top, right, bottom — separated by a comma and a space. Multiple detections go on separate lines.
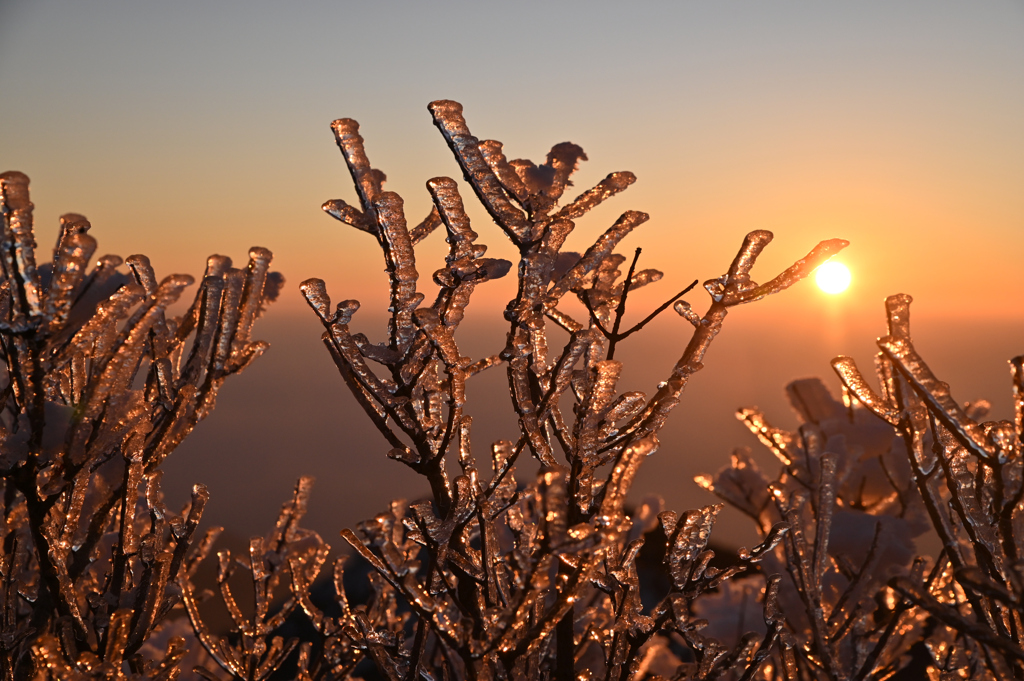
428, 100, 530, 243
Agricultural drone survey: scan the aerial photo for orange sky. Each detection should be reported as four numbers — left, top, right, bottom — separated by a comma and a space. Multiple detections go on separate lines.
2, 1, 1022, 544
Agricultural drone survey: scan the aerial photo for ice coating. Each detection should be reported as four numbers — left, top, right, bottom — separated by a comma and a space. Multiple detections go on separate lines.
409, 204, 443, 245
554, 171, 636, 222
831, 355, 900, 425
330, 118, 384, 215
374, 192, 420, 351
428, 100, 530, 242
546, 210, 649, 302
478, 139, 530, 205
0, 171, 43, 323
23, 106, 911, 680
42, 232, 97, 334
300, 101, 850, 679
182, 478, 318, 678
879, 332, 996, 460
706, 233, 850, 306
322, 197, 376, 235
1012, 355, 1024, 438
428, 176, 512, 328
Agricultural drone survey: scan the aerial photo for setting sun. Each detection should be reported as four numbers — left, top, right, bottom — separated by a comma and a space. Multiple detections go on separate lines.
816, 261, 851, 294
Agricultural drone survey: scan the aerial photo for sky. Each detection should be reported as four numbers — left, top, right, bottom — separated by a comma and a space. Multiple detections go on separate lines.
2, 1, 1023, 546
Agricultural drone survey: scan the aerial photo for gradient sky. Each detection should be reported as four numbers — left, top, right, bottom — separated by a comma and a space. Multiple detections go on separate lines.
2, 1, 1023, 545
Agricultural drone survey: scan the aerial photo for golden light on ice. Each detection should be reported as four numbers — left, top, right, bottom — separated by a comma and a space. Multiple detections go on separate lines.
815, 261, 851, 294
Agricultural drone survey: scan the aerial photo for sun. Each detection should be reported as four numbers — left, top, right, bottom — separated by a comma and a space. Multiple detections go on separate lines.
815, 261, 851, 294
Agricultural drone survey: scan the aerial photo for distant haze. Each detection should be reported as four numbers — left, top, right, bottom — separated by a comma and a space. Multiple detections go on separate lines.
2, 1, 1023, 546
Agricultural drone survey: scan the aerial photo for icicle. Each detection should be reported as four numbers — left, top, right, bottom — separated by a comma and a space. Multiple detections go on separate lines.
211, 268, 244, 373
453, 415, 478, 486
415, 308, 465, 405
339, 529, 403, 592
179, 275, 224, 386
214, 549, 247, 634
813, 452, 838, 581
184, 524, 222, 579
57, 468, 90, 557
705, 230, 774, 302
763, 574, 783, 625
169, 484, 208, 576
663, 504, 722, 588
715, 234, 850, 306
128, 550, 173, 653
103, 610, 132, 669
1011, 356, 1023, 439
466, 353, 503, 377
574, 359, 622, 464
53, 213, 90, 262
74, 252, 124, 308
299, 278, 333, 324
612, 267, 662, 297
599, 391, 647, 440
427, 176, 512, 326
80, 275, 193, 422
546, 307, 583, 333
428, 177, 478, 259
408, 205, 442, 246
885, 293, 912, 339
542, 330, 591, 416
740, 522, 789, 563
271, 476, 314, 548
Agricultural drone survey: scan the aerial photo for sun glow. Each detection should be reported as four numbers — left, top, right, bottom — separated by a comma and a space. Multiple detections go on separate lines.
815, 261, 851, 294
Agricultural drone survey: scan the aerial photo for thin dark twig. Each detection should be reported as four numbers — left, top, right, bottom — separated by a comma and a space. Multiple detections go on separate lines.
579, 247, 699, 360
606, 248, 643, 360
615, 279, 698, 341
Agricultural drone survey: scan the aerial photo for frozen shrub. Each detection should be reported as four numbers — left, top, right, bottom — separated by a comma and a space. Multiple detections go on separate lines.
295, 100, 846, 680
15, 99, 1021, 680
0, 171, 282, 679
701, 294, 1024, 679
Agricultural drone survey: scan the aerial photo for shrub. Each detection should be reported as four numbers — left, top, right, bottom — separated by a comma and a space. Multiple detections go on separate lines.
700, 293, 1024, 679
295, 100, 844, 680
0, 170, 282, 679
